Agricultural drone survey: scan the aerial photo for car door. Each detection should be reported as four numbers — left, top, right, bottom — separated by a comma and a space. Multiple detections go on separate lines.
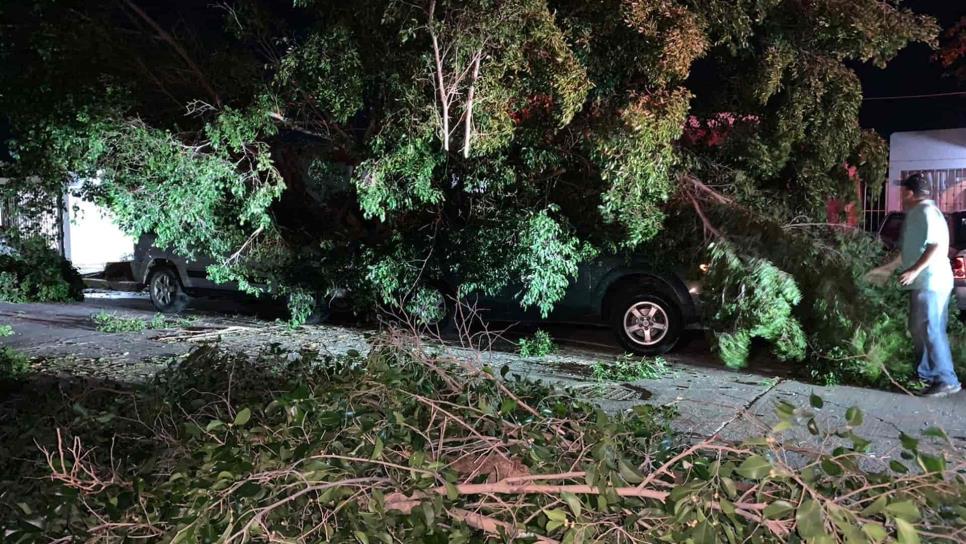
463, 261, 599, 324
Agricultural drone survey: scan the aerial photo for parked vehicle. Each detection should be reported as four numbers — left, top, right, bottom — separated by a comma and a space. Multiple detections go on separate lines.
132, 234, 351, 318
452, 256, 703, 355
134, 234, 702, 354
131, 234, 236, 313
877, 211, 966, 311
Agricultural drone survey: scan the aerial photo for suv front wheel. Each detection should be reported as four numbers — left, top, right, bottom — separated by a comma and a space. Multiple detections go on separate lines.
148, 267, 188, 313
611, 291, 682, 355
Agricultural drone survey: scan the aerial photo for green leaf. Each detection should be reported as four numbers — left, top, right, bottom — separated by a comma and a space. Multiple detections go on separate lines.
354, 530, 370, 544
764, 500, 795, 519
421, 502, 434, 527
545, 508, 568, 523
921, 426, 949, 441
445, 481, 459, 501
771, 420, 793, 433
370, 436, 384, 460
233, 408, 252, 427
618, 459, 643, 484
861, 523, 888, 542
736, 455, 771, 480
885, 501, 921, 522
720, 477, 737, 498
562, 492, 582, 518
899, 432, 919, 451
775, 400, 796, 419
916, 453, 945, 473
821, 458, 843, 477
170, 523, 196, 544
796, 499, 825, 539
846, 406, 863, 427
810, 392, 824, 409
206, 419, 225, 432
692, 520, 716, 544
894, 518, 920, 544
849, 432, 871, 452
861, 495, 888, 517
889, 460, 908, 474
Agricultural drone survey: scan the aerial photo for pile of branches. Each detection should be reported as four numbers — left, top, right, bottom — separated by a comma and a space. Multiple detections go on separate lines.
1, 333, 963, 542
0, 234, 84, 304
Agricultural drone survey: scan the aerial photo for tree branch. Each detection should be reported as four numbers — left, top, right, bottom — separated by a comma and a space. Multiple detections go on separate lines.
427, 0, 450, 151
462, 50, 482, 158
120, 0, 222, 107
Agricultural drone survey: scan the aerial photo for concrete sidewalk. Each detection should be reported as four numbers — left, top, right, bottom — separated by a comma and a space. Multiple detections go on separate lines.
2, 297, 963, 461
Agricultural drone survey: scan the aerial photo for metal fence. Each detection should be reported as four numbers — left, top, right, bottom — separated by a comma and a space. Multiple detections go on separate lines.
862, 181, 889, 234
900, 168, 966, 213
0, 192, 66, 256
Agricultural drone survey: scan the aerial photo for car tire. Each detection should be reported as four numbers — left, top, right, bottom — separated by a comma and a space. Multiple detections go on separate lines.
610, 289, 682, 356
148, 267, 188, 313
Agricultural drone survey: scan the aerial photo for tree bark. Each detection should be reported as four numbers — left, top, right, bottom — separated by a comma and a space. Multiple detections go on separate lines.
428, 0, 450, 151
463, 51, 482, 158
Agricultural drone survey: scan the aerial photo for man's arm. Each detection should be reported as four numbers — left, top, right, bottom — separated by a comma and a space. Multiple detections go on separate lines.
881, 255, 902, 273
863, 254, 902, 286
899, 243, 940, 286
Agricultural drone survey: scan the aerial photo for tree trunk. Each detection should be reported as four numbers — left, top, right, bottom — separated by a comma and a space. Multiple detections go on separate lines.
428, 0, 450, 152
462, 51, 482, 158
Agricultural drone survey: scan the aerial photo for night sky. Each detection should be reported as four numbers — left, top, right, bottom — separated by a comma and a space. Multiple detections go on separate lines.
856, 0, 966, 137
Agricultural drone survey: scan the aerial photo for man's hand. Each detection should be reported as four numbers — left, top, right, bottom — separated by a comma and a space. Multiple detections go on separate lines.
898, 267, 922, 287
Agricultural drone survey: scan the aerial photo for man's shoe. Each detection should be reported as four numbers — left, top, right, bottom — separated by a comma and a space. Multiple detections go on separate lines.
920, 382, 963, 398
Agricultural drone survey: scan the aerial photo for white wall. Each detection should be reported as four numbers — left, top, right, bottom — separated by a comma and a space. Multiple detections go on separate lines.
888, 129, 966, 212
66, 195, 135, 274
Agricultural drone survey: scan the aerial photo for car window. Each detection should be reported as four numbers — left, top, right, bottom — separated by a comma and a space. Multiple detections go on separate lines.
954, 215, 966, 250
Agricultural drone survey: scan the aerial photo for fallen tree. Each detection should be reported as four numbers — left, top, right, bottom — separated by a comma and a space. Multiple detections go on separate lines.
0, 0, 948, 385
0, 0, 936, 308
1, 336, 963, 542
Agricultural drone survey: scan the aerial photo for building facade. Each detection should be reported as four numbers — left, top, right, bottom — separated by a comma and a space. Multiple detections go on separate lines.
887, 128, 966, 213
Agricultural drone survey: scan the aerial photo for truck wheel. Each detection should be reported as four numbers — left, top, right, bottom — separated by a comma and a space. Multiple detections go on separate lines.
148, 267, 188, 313
610, 290, 682, 355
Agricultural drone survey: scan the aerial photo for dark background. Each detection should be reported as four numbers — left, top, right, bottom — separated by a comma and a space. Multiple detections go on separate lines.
856, 0, 966, 137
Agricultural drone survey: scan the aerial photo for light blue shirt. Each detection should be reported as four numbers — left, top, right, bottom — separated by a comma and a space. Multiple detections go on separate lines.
900, 200, 953, 292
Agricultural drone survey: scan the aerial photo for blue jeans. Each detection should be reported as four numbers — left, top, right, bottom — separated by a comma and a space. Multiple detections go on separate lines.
909, 289, 961, 387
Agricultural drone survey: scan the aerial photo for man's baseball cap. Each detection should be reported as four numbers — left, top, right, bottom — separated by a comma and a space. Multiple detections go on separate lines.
899, 173, 930, 196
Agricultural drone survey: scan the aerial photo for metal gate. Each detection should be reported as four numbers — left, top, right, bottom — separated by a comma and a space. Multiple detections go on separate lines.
0, 190, 67, 256
862, 182, 889, 234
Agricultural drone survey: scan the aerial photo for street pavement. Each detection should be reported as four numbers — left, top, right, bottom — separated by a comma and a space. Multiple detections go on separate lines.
1, 294, 963, 463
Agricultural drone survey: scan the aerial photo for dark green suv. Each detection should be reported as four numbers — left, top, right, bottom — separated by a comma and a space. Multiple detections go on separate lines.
460, 256, 702, 355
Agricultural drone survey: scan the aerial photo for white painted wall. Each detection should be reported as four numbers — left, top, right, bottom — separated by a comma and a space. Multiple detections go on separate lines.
888, 129, 966, 212
65, 194, 135, 274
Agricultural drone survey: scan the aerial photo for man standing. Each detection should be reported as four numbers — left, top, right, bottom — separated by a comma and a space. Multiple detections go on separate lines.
868, 173, 961, 397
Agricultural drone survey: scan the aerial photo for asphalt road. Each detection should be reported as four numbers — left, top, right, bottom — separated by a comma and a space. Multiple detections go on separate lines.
1, 293, 963, 463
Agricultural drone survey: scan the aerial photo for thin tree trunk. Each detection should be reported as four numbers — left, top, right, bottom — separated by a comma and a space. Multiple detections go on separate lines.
463, 51, 482, 158
428, 0, 450, 151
